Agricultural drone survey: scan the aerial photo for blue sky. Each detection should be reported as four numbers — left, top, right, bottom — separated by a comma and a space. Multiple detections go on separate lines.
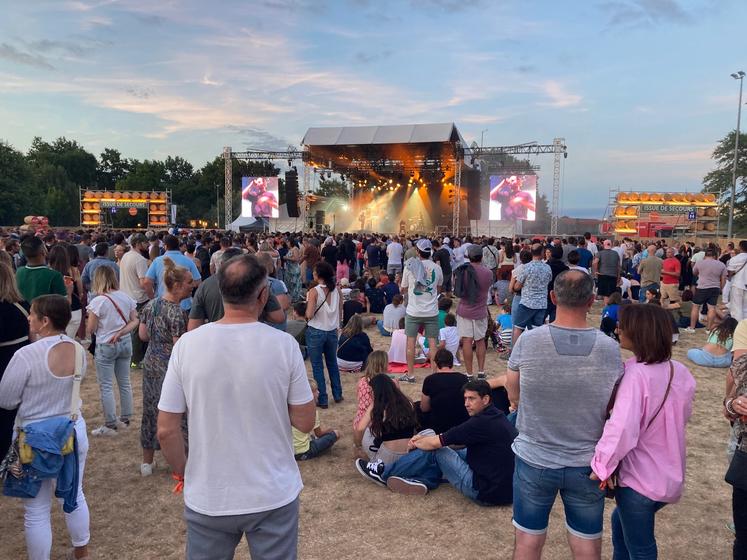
0, 0, 744, 218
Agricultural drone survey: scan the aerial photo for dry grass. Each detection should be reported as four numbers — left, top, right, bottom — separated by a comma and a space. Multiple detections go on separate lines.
0, 302, 734, 559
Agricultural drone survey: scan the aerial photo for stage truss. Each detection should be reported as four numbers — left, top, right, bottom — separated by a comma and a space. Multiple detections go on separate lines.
221, 139, 567, 234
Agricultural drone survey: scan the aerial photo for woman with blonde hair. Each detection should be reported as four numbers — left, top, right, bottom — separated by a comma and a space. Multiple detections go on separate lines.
137, 258, 191, 476
336, 314, 373, 373
86, 266, 139, 437
0, 261, 30, 458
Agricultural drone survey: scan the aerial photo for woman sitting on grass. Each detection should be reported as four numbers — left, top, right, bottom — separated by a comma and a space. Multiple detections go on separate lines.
336, 314, 373, 373
353, 373, 417, 464
687, 316, 738, 368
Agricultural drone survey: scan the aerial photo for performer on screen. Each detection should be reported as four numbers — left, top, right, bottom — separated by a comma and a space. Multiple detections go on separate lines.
489, 175, 536, 220
242, 177, 278, 217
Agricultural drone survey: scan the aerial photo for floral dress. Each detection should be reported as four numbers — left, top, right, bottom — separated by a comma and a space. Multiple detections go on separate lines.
139, 298, 187, 449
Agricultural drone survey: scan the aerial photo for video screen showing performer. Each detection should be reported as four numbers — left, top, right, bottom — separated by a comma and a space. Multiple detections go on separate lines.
489, 174, 536, 221
241, 177, 279, 218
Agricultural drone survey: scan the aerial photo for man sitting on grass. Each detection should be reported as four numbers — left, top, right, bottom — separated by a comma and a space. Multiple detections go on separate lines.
355, 379, 517, 506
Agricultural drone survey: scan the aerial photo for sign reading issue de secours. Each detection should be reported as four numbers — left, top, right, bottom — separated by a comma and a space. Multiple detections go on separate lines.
99, 200, 149, 209
639, 204, 696, 214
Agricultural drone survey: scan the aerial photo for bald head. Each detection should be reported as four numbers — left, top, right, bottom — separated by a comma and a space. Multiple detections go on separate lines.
218, 254, 267, 306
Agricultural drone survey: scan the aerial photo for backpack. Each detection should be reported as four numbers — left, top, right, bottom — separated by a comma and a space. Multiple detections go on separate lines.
453, 263, 480, 304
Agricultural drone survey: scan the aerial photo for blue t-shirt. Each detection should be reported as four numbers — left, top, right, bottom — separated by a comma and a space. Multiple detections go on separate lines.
602, 304, 619, 323
366, 244, 383, 268
145, 251, 201, 311
497, 313, 513, 330
576, 248, 593, 270
265, 277, 288, 331
382, 282, 400, 305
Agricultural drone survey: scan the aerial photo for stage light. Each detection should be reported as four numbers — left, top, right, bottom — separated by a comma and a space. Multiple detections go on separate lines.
396, 183, 401, 188
342, 204, 349, 210
388, 179, 393, 184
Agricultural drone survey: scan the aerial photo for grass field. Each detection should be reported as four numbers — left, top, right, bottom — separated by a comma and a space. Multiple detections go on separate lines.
0, 302, 735, 559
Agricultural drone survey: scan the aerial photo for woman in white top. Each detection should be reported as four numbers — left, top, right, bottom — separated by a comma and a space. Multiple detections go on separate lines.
305, 261, 342, 408
0, 294, 91, 560
86, 266, 139, 436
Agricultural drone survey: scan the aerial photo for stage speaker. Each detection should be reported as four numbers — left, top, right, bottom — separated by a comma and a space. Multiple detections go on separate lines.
315, 210, 326, 233
285, 170, 299, 217
463, 168, 481, 220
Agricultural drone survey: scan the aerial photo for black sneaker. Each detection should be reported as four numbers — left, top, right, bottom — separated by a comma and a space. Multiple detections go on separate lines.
355, 459, 386, 486
387, 476, 428, 496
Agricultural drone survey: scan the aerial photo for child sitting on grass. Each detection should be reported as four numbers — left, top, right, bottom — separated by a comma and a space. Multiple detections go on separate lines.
293, 380, 339, 461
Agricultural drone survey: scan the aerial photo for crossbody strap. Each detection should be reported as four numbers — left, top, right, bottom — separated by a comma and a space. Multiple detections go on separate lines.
103, 293, 128, 325
646, 361, 674, 430
70, 341, 84, 420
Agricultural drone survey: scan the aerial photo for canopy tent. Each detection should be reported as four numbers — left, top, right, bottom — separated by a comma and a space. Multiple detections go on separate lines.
302, 122, 467, 148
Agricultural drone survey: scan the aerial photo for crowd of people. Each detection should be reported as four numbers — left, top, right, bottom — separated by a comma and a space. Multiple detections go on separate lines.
0, 226, 746, 559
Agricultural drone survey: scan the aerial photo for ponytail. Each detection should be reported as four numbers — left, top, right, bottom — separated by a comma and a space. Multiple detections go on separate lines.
162, 257, 191, 291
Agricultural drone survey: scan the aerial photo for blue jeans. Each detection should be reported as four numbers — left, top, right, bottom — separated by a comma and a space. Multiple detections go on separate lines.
512, 456, 606, 539
382, 447, 480, 503
295, 432, 338, 461
94, 337, 134, 427
687, 347, 732, 368
611, 486, 666, 560
514, 304, 546, 330
376, 320, 392, 337
306, 326, 342, 405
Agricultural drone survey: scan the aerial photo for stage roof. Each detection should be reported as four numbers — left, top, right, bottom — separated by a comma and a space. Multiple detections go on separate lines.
302, 123, 466, 147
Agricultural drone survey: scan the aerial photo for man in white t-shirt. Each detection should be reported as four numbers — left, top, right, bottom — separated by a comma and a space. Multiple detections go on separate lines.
386, 236, 404, 275
400, 239, 443, 382
118, 233, 153, 365
209, 236, 231, 275
157, 254, 315, 560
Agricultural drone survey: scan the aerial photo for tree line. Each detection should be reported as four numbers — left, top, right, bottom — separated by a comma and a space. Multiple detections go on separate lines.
0, 137, 280, 227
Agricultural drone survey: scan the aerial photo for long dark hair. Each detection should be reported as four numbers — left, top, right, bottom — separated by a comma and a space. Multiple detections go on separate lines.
713, 317, 738, 346
48, 244, 70, 277
503, 242, 515, 259
314, 261, 336, 291
369, 374, 416, 440
618, 304, 672, 364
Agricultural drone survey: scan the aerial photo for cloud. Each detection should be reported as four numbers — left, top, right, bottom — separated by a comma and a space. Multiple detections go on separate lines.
409, 0, 483, 12
599, 0, 694, 28
0, 44, 55, 70
200, 74, 222, 86
604, 145, 712, 164
539, 80, 583, 108
27, 38, 110, 57
354, 50, 392, 64
226, 125, 290, 149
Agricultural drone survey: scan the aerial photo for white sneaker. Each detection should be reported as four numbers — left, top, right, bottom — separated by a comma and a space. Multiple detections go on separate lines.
683, 327, 696, 334
116, 418, 130, 429
91, 425, 117, 437
140, 462, 154, 477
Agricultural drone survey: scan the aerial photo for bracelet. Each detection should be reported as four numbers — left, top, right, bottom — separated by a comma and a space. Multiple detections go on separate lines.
726, 399, 737, 416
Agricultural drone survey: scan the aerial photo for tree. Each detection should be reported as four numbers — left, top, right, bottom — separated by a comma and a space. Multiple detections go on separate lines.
316, 179, 350, 199
702, 130, 747, 234
97, 148, 131, 189
115, 159, 166, 191
0, 141, 39, 225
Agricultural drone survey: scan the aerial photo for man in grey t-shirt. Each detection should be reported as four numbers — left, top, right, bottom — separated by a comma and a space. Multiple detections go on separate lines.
593, 239, 621, 306
507, 269, 623, 559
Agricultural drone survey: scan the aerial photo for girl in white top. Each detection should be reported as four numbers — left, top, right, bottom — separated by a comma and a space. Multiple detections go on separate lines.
0, 294, 91, 560
86, 266, 139, 437
305, 261, 342, 407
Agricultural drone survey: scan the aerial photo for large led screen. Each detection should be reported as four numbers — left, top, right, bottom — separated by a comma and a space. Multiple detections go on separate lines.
489, 175, 536, 221
241, 177, 279, 218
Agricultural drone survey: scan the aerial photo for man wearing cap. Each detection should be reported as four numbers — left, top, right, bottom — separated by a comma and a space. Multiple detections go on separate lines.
592, 239, 621, 306
456, 245, 494, 379
120, 234, 154, 366
401, 239, 443, 383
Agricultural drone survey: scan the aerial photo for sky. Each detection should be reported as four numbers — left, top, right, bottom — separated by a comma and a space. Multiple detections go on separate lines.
0, 0, 745, 218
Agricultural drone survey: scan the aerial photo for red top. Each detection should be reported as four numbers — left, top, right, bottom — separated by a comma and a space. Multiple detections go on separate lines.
661, 257, 681, 285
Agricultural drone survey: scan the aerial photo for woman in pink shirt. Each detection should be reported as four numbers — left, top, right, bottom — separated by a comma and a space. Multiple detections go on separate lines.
591, 304, 695, 559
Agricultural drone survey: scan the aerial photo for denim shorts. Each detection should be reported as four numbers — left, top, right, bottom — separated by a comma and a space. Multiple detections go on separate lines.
512, 456, 606, 539
513, 304, 546, 330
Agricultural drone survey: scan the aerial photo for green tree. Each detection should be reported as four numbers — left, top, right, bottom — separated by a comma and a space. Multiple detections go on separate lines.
525, 192, 551, 233
316, 178, 350, 199
115, 159, 166, 191
97, 148, 131, 189
702, 130, 747, 234
0, 141, 39, 225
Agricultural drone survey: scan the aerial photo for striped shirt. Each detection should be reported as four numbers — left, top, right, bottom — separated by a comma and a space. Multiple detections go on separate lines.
0, 335, 86, 425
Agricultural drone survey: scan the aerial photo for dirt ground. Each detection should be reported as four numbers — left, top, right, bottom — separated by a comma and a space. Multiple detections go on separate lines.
0, 302, 735, 559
